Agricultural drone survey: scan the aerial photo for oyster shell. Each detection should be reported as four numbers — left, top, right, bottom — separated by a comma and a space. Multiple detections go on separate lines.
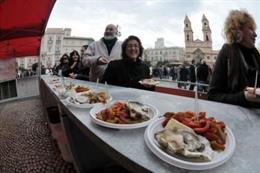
75, 95, 88, 104
126, 101, 150, 120
155, 128, 214, 161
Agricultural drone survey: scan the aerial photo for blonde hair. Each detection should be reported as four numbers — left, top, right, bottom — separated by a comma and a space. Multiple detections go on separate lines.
223, 9, 256, 44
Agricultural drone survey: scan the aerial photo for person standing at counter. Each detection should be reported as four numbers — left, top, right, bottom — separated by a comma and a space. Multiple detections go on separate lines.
83, 24, 122, 82
53, 54, 71, 77
69, 49, 89, 81
101, 35, 154, 91
208, 9, 260, 107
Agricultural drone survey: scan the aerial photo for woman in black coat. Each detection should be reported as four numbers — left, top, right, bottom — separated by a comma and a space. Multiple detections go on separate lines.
208, 9, 260, 107
101, 35, 154, 90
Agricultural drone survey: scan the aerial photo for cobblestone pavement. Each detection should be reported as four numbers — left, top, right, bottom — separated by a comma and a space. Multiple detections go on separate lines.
0, 98, 75, 173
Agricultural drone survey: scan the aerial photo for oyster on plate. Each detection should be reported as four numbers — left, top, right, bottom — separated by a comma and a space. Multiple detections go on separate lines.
155, 122, 214, 161
126, 101, 150, 121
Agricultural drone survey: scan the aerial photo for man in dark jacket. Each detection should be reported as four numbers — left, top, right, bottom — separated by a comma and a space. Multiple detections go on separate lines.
197, 59, 209, 92
189, 59, 196, 90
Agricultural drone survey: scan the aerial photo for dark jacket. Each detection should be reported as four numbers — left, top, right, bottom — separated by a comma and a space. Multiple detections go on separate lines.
75, 59, 89, 81
54, 63, 70, 77
179, 67, 189, 81
208, 43, 260, 107
189, 64, 196, 82
197, 63, 209, 82
101, 58, 153, 91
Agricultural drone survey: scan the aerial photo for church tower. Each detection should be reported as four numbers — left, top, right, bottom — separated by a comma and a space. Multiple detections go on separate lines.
184, 15, 193, 47
202, 14, 212, 48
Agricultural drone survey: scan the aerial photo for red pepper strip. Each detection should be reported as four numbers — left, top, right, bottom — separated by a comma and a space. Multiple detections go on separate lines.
185, 111, 195, 118
181, 118, 200, 128
172, 115, 185, 122
204, 131, 224, 145
193, 120, 210, 133
199, 112, 206, 118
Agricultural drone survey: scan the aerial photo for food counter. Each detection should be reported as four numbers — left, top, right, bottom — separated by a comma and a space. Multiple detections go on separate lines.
40, 75, 260, 173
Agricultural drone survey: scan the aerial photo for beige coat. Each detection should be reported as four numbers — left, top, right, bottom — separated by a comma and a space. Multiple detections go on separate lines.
83, 38, 122, 82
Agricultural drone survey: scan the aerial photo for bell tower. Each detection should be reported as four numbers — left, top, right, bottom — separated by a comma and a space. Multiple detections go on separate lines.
184, 15, 193, 47
202, 14, 212, 48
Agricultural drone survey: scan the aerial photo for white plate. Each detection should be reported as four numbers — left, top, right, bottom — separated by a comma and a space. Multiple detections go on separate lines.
90, 100, 159, 129
144, 117, 236, 170
139, 79, 159, 86
65, 94, 112, 109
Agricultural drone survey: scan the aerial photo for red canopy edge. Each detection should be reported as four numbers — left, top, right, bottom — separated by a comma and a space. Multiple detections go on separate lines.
0, 0, 57, 59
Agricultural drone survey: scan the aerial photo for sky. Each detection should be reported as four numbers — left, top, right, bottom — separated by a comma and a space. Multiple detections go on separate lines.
47, 0, 260, 50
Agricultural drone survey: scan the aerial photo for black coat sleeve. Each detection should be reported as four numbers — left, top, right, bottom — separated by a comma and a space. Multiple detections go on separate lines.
101, 62, 116, 84
208, 44, 248, 106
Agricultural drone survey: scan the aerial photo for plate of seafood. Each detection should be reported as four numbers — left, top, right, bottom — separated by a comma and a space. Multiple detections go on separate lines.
144, 111, 236, 170
66, 90, 111, 109
90, 100, 158, 129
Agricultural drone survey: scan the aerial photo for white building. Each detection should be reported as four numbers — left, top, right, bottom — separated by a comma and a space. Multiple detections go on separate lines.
145, 46, 185, 66
17, 28, 94, 69
155, 38, 165, 48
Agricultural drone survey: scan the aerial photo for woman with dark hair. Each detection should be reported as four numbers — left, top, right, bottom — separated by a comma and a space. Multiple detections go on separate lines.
208, 9, 260, 107
101, 35, 154, 90
53, 54, 70, 77
69, 47, 90, 80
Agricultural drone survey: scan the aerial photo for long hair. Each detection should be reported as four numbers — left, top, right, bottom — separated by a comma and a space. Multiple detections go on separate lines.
121, 35, 144, 60
69, 50, 80, 65
59, 54, 69, 65
223, 9, 256, 44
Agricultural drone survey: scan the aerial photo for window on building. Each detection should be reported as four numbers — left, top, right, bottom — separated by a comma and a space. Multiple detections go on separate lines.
206, 35, 209, 41
48, 36, 53, 44
186, 24, 188, 28
187, 34, 189, 41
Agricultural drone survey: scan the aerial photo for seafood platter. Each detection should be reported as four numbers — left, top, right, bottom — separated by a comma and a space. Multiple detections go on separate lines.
66, 89, 111, 109
144, 111, 235, 170
90, 100, 158, 129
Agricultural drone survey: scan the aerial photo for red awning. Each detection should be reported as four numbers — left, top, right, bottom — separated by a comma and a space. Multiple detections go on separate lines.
0, 0, 56, 59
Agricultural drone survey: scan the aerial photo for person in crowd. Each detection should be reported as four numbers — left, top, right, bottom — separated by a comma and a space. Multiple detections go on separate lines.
68, 50, 80, 73
170, 66, 176, 80
69, 46, 90, 80
101, 35, 154, 91
197, 59, 209, 92
53, 54, 70, 77
178, 64, 189, 89
83, 24, 122, 82
208, 9, 260, 107
189, 59, 196, 90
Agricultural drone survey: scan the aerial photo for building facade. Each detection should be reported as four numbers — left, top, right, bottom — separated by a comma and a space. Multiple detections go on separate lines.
17, 28, 94, 69
184, 15, 218, 66
144, 46, 185, 66
155, 38, 165, 48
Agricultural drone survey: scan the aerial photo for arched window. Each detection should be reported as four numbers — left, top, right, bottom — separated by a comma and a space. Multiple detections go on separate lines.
187, 34, 189, 41
186, 24, 188, 28
206, 35, 209, 41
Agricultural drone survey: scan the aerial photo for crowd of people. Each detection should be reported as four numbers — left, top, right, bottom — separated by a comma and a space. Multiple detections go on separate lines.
49, 9, 259, 108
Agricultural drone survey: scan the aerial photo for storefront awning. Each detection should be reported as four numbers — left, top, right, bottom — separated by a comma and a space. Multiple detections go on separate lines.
0, 0, 56, 59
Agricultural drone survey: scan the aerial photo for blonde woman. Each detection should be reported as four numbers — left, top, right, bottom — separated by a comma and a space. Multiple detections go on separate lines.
208, 9, 260, 107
